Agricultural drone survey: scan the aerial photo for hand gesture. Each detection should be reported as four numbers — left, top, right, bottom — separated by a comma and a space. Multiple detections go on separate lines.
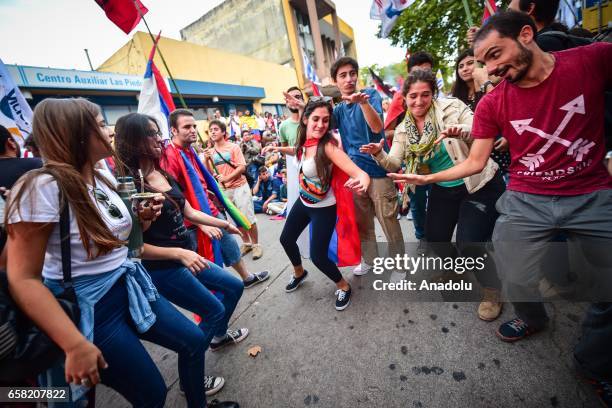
466, 26, 479, 47
175, 248, 209, 274
494, 137, 509, 152
283, 91, 305, 111
200, 225, 223, 240
344, 173, 369, 195
225, 222, 243, 237
215, 173, 228, 184
342, 92, 370, 105
137, 195, 164, 222
64, 339, 108, 387
261, 145, 277, 155
435, 126, 463, 144
359, 139, 385, 156
387, 172, 429, 186
472, 66, 490, 90
203, 148, 215, 159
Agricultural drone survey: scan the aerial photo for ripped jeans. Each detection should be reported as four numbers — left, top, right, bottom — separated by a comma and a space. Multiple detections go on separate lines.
425, 172, 506, 289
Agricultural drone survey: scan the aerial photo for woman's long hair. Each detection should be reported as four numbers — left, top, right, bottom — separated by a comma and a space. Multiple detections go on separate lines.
451, 49, 480, 107
295, 99, 338, 186
6, 98, 124, 258
114, 113, 179, 208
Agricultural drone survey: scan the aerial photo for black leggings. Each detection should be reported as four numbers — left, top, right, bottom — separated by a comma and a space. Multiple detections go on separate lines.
279, 200, 343, 283
425, 172, 506, 288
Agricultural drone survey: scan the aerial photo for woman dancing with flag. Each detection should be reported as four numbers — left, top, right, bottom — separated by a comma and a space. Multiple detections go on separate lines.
263, 99, 369, 311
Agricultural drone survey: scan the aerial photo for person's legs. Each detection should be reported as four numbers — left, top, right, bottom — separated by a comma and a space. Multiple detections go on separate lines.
352, 187, 377, 268
307, 204, 345, 285
139, 295, 207, 408
148, 266, 227, 350
280, 199, 312, 272
410, 185, 429, 240
456, 173, 505, 290
371, 177, 405, 260
93, 280, 167, 408
424, 184, 462, 259
194, 262, 245, 338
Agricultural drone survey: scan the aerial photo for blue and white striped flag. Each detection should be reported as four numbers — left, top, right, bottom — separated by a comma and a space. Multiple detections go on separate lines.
301, 49, 322, 96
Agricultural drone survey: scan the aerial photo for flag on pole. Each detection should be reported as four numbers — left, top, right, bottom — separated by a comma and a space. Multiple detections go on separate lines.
137, 32, 176, 140
95, 0, 148, 34
436, 69, 445, 93
0, 59, 32, 149
371, 0, 416, 38
369, 68, 394, 98
482, 0, 497, 24
301, 49, 322, 97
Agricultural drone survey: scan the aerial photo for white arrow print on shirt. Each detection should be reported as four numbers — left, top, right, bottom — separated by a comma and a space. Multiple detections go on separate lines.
511, 95, 588, 171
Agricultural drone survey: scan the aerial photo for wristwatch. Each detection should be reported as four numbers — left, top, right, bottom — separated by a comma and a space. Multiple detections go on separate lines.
480, 80, 494, 93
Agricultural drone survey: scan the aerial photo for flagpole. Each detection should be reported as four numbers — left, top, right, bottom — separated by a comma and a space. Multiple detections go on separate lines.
461, 0, 474, 27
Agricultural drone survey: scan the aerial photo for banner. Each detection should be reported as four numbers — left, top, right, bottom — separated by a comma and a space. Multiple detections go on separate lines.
0, 58, 32, 149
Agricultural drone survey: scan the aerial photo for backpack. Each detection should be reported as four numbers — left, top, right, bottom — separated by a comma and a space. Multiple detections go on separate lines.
538, 30, 594, 49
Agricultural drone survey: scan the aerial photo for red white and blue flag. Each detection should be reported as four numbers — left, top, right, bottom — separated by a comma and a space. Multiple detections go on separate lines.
482, 0, 497, 24
137, 32, 176, 139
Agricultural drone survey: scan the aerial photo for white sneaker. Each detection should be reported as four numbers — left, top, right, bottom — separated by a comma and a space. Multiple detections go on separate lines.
353, 262, 373, 276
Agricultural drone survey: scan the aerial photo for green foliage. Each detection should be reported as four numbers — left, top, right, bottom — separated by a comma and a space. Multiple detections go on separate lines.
386, 0, 483, 73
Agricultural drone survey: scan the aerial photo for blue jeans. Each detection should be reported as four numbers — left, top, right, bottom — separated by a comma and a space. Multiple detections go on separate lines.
409, 185, 429, 240
148, 262, 244, 346
94, 278, 206, 408
246, 163, 259, 188
189, 214, 242, 268
253, 197, 278, 213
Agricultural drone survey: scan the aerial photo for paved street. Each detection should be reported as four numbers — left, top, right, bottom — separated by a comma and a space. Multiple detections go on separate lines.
97, 215, 602, 408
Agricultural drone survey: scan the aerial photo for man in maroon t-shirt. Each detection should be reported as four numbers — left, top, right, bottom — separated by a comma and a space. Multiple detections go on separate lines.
161, 109, 269, 289
388, 11, 612, 399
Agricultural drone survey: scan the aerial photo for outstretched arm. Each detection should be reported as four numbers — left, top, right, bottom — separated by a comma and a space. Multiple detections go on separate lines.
325, 143, 370, 194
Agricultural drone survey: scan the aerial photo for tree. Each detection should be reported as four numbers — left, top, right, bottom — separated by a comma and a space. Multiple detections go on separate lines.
385, 0, 502, 75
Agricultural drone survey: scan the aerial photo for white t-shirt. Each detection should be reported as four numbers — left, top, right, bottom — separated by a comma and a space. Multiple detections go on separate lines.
8, 171, 131, 280
300, 157, 336, 208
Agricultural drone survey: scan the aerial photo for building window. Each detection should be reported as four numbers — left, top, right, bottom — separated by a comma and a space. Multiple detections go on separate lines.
192, 106, 226, 120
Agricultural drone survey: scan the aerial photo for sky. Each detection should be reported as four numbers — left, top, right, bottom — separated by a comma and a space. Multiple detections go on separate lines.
0, 0, 406, 71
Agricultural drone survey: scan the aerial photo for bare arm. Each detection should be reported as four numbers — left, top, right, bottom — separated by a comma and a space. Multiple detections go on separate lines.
7, 222, 107, 385
183, 200, 229, 228
325, 143, 370, 194
387, 138, 494, 185
141, 244, 208, 275
361, 102, 384, 134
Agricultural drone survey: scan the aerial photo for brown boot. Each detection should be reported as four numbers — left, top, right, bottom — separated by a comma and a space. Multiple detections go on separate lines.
478, 288, 503, 321
251, 244, 263, 260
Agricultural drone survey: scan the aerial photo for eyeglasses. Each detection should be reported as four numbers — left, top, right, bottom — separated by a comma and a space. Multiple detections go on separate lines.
147, 130, 163, 138
93, 188, 124, 219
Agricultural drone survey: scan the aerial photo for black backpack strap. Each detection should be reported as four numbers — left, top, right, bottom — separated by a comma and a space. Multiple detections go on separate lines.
58, 191, 72, 289
214, 149, 237, 169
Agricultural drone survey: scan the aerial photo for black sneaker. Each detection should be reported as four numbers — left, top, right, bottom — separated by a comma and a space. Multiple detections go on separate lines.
208, 399, 240, 408
243, 271, 270, 288
204, 375, 225, 396
335, 286, 351, 311
496, 318, 539, 342
210, 328, 249, 352
285, 270, 309, 292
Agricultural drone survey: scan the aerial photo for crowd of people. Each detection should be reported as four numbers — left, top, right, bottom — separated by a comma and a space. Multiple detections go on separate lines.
0, 2, 611, 407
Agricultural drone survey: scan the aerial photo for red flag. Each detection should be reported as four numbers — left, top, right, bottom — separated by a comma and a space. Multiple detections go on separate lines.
95, 0, 148, 34
482, 0, 497, 24
312, 82, 322, 97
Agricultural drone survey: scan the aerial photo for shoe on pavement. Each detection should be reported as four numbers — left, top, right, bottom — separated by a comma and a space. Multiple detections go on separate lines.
496, 318, 539, 342
243, 271, 270, 288
583, 377, 612, 407
335, 286, 351, 311
478, 288, 503, 321
251, 244, 263, 260
286, 270, 309, 292
210, 328, 249, 352
240, 243, 252, 256
353, 262, 373, 276
208, 400, 240, 408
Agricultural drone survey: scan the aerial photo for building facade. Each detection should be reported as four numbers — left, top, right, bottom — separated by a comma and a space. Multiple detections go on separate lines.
180, 0, 357, 96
